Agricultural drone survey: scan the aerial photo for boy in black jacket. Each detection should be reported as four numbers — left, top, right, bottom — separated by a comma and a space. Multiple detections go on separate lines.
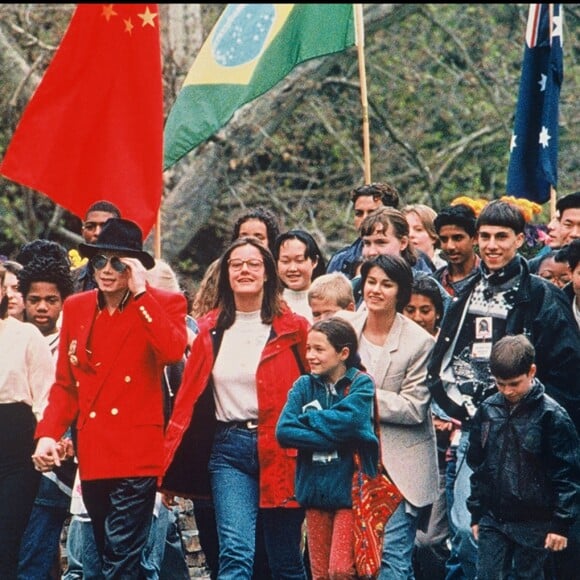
467, 335, 580, 580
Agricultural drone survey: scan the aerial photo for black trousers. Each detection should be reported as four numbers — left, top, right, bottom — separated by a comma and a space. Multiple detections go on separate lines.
81, 476, 157, 579
0, 403, 40, 580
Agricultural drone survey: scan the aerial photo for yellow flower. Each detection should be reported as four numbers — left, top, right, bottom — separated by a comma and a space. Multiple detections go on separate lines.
499, 196, 542, 223
450, 196, 489, 217
68, 249, 88, 269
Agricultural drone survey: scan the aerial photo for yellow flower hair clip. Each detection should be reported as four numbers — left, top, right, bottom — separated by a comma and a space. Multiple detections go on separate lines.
68, 248, 88, 269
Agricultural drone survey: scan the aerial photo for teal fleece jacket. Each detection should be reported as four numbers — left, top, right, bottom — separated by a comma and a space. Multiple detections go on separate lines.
276, 367, 379, 509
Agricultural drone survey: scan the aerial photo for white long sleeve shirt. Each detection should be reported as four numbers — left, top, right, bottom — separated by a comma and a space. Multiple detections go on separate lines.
0, 316, 55, 420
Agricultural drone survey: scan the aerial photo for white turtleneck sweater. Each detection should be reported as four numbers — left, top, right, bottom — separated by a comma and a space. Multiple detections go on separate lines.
282, 288, 313, 323
212, 310, 271, 422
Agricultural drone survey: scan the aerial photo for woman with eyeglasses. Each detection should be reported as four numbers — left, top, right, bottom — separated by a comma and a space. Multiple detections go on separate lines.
162, 236, 310, 580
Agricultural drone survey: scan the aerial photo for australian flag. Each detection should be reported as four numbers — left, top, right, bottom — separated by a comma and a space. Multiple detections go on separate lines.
506, 4, 563, 204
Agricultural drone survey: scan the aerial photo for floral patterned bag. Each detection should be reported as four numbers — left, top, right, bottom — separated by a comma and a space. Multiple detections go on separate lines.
351, 398, 403, 579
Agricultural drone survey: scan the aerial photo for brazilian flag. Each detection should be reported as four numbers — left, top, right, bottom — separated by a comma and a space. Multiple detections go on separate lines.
163, 4, 356, 169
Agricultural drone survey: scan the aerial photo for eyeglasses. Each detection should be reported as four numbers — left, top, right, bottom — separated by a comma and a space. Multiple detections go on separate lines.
82, 221, 107, 231
228, 258, 264, 272
90, 254, 128, 273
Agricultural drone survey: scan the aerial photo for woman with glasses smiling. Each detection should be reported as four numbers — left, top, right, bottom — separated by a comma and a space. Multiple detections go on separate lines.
162, 236, 311, 580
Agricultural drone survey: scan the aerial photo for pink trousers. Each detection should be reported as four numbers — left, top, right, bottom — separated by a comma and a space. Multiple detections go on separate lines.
306, 508, 357, 580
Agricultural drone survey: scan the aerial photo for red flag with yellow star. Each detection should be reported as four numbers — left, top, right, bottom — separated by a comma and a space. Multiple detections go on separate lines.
0, 4, 163, 236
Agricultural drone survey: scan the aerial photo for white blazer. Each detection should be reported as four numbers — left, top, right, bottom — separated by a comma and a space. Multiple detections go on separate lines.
336, 309, 440, 507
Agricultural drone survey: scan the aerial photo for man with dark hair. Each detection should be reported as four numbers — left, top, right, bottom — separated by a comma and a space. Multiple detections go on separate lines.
72, 200, 122, 292
427, 199, 580, 580
556, 191, 580, 246
433, 203, 480, 296
326, 182, 400, 279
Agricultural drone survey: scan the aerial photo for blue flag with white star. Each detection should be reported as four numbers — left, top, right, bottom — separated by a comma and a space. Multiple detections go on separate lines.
506, 4, 563, 204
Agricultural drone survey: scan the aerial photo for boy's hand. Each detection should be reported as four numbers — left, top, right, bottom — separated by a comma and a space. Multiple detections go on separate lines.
545, 533, 567, 551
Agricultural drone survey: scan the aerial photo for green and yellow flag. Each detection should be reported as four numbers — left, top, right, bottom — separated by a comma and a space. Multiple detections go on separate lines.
163, 4, 355, 169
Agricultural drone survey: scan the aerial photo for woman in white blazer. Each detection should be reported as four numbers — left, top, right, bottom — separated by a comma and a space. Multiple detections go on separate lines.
337, 254, 439, 580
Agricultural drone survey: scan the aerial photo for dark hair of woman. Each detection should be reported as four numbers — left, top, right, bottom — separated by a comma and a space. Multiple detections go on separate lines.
360, 254, 413, 312
216, 237, 282, 330
231, 207, 281, 251
273, 229, 327, 280
411, 276, 445, 324
0, 295, 8, 319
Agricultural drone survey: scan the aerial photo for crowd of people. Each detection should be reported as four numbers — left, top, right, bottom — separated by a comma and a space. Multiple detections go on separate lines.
0, 186, 579, 580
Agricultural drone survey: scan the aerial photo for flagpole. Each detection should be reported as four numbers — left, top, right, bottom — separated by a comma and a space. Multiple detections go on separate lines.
550, 186, 557, 219
154, 210, 161, 260
548, 4, 557, 220
354, 4, 371, 184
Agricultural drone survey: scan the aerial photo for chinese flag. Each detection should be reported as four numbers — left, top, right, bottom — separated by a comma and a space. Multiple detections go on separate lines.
0, 4, 163, 237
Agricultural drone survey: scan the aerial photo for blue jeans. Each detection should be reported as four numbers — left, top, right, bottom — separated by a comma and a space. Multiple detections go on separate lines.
208, 424, 306, 580
476, 515, 549, 580
141, 501, 170, 579
159, 506, 190, 580
63, 516, 103, 579
18, 475, 70, 580
445, 430, 477, 580
141, 502, 190, 580
379, 501, 420, 580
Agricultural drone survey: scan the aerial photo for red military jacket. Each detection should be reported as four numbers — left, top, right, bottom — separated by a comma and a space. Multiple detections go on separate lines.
161, 305, 309, 508
36, 286, 187, 481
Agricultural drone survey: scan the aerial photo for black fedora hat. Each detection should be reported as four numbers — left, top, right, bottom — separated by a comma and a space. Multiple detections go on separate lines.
79, 218, 155, 270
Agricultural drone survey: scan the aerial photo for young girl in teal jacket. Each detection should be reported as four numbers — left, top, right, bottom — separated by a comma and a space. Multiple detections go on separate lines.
276, 317, 378, 579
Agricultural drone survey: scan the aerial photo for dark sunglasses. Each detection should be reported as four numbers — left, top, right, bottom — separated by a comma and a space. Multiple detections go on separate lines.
90, 254, 128, 273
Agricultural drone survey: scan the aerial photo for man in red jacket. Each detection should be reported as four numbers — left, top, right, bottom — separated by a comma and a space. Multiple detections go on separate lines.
32, 218, 187, 578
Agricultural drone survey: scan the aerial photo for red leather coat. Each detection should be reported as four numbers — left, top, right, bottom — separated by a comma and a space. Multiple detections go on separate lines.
35, 286, 188, 481
161, 305, 309, 508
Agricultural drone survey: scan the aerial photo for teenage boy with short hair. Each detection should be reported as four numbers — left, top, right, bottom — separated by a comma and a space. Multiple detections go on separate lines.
427, 199, 580, 579
433, 203, 480, 296
467, 335, 580, 580
326, 182, 400, 279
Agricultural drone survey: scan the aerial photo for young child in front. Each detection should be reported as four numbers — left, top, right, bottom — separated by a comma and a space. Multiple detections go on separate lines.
276, 318, 378, 579
466, 334, 580, 580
